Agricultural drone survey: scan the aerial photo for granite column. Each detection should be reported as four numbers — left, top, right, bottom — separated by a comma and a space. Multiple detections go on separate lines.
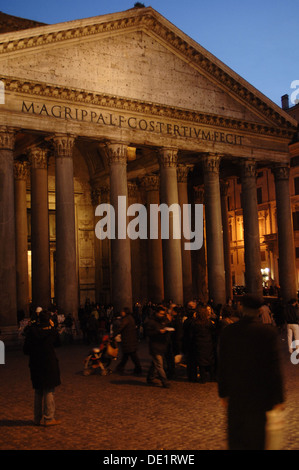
202, 153, 226, 306
158, 148, 183, 305
0, 127, 17, 326
52, 134, 78, 316
273, 164, 297, 301
240, 159, 263, 299
107, 142, 132, 312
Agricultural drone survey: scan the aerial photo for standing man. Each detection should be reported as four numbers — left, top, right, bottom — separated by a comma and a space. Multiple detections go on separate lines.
146, 307, 171, 388
112, 307, 142, 375
23, 310, 61, 426
218, 295, 284, 450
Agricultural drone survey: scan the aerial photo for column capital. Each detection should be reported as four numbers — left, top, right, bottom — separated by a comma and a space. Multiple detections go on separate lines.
158, 147, 178, 168
272, 164, 290, 181
28, 147, 48, 169
91, 184, 110, 205
220, 179, 229, 197
128, 181, 139, 198
240, 158, 257, 178
193, 185, 204, 203
177, 164, 192, 183
201, 153, 221, 173
14, 160, 30, 180
52, 134, 76, 158
140, 174, 160, 191
106, 141, 128, 165
0, 126, 16, 151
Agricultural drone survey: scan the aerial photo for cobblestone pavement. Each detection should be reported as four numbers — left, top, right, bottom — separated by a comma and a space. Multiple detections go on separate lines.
0, 333, 299, 451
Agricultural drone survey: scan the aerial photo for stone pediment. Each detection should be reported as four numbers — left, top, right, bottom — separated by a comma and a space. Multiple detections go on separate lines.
0, 6, 297, 133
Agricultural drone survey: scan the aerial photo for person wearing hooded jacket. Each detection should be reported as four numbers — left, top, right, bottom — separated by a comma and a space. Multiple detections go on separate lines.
23, 310, 61, 426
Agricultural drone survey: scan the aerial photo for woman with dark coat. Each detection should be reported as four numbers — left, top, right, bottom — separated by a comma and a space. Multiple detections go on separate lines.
112, 308, 142, 375
188, 305, 215, 383
23, 310, 61, 426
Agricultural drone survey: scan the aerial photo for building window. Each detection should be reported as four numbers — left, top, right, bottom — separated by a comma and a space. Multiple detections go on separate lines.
293, 212, 299, 231
295, 177, 299, 196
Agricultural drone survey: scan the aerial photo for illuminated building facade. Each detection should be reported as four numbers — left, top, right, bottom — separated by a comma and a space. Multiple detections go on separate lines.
0, 6, 298, 336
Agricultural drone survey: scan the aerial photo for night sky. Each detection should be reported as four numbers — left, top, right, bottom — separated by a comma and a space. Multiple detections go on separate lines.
1, 0, 298, 107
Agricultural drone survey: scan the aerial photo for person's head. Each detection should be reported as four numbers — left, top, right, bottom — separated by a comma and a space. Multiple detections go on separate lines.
187, 300, 196, 310
120, 307, 131, 317
195, 306, 210, 324
155, 306, 167, 321
241, 295, 263, 318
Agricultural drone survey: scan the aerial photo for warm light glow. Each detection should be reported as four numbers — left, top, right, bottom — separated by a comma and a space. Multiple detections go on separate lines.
127, 147, 136, 161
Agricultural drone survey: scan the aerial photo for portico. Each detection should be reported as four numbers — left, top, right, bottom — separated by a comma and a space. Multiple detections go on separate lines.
0, 6, 297, 330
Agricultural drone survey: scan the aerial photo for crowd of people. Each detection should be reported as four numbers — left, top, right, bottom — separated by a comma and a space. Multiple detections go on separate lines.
20, 294, 294, 386
21, 294, 298, 448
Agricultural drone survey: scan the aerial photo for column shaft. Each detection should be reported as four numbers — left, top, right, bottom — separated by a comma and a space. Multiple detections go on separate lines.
142, 175, 164, 304
177, 165, 193, 303
240, 159, 263, 298
53, 134, 78, 316
273, 165, 297, 301
159, 148, 183, 305
29, 148, 51, 309
14, 161, 29, 315
107, 142, 132, 312
202, 154, 226, 306
193, 186, 208, 303
220, 180, 233, 300
0, 127, 17, 326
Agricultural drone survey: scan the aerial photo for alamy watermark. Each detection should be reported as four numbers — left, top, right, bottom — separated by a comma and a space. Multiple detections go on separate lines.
290, 80, 299, 105
95, 196, 203, 251
0, 340, 5, 364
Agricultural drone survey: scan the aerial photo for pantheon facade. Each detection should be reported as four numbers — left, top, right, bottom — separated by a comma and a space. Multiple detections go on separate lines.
0, 6, 298, 333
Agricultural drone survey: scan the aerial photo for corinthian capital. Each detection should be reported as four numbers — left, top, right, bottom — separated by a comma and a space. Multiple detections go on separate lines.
52, 134, 76, 158
158, 148, 178, 168
240, 159, 257, 178
28, 147, 48, 169
177, 164, 192, 183
106, 142, 128, 165
0, 126, 16, 151
14, 160, 30, 180
272, 164, 290, 181
201, 153, 221, 173
141, 174, 160, 192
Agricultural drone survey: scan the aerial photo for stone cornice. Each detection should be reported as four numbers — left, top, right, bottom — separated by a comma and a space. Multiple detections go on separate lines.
0, 7, 296, 131
1, 75, 295, 140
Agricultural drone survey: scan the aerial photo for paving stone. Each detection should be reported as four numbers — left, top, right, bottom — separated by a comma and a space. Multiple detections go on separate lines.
0, 335, 298, 451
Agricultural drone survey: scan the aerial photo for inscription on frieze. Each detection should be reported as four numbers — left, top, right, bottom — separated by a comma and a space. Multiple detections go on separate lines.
21, 100, 244, 146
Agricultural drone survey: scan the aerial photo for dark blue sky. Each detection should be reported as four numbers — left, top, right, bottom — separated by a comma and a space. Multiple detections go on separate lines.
1, 0, 298, 107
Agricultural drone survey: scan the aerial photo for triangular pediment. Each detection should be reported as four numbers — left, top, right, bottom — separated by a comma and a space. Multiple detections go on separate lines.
0, 6, 297, 131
